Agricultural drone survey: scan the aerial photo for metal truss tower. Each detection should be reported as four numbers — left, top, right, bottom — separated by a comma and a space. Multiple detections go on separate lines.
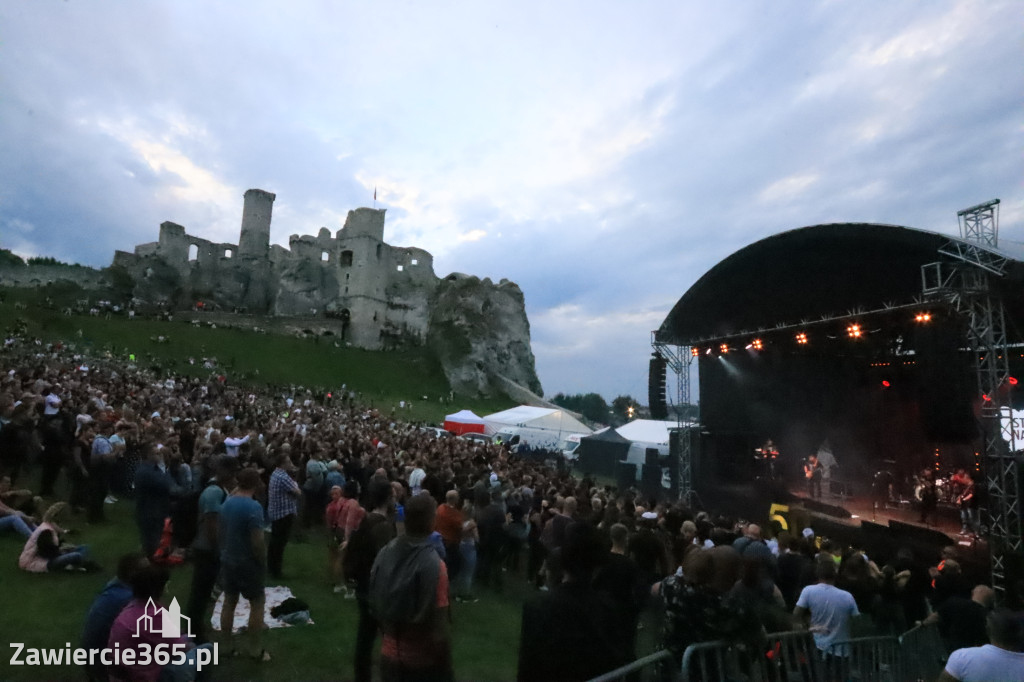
652, 339, 696, 504
922, 198, 1022, 601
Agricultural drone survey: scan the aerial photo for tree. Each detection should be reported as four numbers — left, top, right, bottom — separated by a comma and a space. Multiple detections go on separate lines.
611, 395, 637, 426
0, 248, 26, 267
551, 392, 610, 426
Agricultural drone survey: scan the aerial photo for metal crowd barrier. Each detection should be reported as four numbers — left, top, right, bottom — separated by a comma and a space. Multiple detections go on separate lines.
590, 622, 946, 682
586, 649, 677, 682
822, 635, 901, 682
679, 631, 823, 682
760, 630, 824, 682
898, 622, 946, 682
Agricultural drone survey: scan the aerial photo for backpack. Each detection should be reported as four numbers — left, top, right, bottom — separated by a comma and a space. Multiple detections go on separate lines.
368, 537, 440, 630
343, 511, 390, 588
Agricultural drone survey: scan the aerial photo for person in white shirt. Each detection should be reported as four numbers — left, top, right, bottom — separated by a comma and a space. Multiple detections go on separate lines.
940, 608, 1024, 682
43, 385, 62, 416
794, 556, 859, 659
223, 428, 251, 458
408, 460, 426, 496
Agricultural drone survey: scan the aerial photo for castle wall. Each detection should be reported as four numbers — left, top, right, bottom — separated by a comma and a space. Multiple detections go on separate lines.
118, 191, 448, 349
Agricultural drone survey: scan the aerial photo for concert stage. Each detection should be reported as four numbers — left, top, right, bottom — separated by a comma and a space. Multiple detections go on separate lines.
653, 219, 1024, 600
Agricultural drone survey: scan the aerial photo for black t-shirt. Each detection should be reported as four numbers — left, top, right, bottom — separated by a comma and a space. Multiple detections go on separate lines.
937, 597, 989, 652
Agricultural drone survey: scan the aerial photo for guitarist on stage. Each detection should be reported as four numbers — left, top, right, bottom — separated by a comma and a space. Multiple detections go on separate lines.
803, 454, 823, 499
917, 469, 938, 526
957, 474, 979, 536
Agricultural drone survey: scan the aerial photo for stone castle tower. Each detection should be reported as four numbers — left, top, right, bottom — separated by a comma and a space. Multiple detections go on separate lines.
116, 190, 457, 352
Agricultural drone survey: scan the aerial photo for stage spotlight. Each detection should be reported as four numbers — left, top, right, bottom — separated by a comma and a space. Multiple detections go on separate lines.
691, 347, 700, 357
1009, 376, 1018, 386
719, 343, 729, 354
983, 393, 991, 402
847, 323, 862, 339
752, 338, 763, 350
914, 312, 932, 323
795, 332, 808, 345
882, 380, 890, 387
705, 348, 712, 355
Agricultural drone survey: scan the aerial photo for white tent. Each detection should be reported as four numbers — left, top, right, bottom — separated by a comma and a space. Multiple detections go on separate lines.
615, 419, 681, 445
442, 409, 486, 435
615, 420, 695, 479
482, 405, 592, 449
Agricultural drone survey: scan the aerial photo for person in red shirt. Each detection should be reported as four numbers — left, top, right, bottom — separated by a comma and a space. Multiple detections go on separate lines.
434, 490, 464, 577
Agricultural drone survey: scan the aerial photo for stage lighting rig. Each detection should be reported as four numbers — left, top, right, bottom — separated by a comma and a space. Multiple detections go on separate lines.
847, 323, 862, 338
751, 338, 763, 350
795, 332, 808, 345
914, 312, 932, 323
719, 343, 730, 354
691, 347, 700, 357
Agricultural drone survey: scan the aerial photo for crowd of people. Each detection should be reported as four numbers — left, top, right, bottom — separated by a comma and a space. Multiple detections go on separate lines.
1, 337, 1023, 682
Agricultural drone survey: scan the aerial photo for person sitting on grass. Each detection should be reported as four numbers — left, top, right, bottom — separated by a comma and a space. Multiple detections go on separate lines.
18, 501, 98, 573
107, 561, 212, 682
0, 491, 36, 538
0, 474, 43, 519
81, 552, 148, 682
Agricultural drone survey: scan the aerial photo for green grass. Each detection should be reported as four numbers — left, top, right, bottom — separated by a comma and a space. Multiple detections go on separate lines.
0, 485, 527, 681
0, 287, 515, 425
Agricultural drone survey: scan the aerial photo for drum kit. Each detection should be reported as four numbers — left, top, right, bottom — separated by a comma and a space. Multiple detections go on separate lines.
872, 464, 968, 507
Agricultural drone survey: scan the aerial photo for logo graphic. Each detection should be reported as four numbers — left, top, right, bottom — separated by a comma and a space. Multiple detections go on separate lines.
1000, 407, 1023, 451
133, 597, 194, 639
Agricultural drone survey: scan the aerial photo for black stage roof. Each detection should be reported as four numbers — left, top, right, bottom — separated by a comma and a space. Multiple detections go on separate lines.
656, 223, 1024, 347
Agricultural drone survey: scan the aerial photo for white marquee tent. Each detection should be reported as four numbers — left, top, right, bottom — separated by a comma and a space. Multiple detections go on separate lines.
482, 405, 592, 444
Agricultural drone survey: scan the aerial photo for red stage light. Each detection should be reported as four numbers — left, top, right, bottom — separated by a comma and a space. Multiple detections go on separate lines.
983, 393, 991, 402
1010, 377, 1018, 386
882, 380, 890, 387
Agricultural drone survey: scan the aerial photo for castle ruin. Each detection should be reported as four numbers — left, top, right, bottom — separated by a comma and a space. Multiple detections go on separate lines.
111, 189, 542, 396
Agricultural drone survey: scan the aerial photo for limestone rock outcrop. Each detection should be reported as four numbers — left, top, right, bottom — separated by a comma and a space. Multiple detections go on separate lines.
429, 275, 542, 397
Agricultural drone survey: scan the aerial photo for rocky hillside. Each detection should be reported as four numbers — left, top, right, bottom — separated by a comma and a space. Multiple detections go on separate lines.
428, 274, 543, 397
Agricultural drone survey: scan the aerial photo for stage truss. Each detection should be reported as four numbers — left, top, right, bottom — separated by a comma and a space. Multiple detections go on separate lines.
651, 338, 696, 505
922, 198, 1022, 603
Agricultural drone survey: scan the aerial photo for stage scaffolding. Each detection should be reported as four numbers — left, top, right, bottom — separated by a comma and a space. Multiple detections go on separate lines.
651, 338, 696, 504
921, 198, 1022, 603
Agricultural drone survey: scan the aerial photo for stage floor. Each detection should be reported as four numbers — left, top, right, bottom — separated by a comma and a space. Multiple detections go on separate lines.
784, 482, 965, 540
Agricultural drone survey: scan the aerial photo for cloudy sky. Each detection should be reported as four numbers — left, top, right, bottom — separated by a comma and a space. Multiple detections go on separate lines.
1, 1, 1021, 402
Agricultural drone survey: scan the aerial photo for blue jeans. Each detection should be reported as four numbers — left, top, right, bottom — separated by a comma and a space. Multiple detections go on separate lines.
457, 541, 477, 596
47, 545, 89, 571
0, 514, 34, 538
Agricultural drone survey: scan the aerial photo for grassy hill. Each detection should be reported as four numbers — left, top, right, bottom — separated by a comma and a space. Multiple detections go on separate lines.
0, 284, 516, 424
0, 499, 529, 681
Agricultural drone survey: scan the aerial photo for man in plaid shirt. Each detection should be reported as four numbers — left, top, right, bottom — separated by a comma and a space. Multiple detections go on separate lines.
267, 452, 301, 578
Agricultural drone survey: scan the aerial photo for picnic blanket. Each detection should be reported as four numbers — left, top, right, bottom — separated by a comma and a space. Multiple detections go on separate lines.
210, 585, 313, 632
